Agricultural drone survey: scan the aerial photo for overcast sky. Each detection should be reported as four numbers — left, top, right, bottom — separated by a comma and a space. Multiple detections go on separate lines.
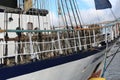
77, 0, 120, 24
0, 0, 120, 30
48, 0, 120, 26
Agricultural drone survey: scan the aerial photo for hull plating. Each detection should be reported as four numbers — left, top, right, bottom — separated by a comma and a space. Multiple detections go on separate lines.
2, 49, 105, 80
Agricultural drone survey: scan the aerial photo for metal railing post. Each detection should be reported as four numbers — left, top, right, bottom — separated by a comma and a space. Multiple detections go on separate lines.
77, 31, 82, 50
88, 29, 92, 47
83, 30, 87, 49
15, 42, 18, 63
29, 33, 35, 59
110, 26, 114, 40
93, 29, 96, 47
73, 31, 77, 52
57, 31, 63, 54
105, 27, 108, 43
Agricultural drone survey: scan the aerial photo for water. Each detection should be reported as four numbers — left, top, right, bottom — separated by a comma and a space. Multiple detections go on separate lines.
104, 50, 120, 80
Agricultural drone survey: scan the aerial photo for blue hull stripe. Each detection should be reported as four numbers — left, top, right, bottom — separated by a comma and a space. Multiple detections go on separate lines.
0, 47, 105, 79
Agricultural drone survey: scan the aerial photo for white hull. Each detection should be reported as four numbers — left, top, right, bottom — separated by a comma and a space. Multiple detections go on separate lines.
8, 51, 105, 80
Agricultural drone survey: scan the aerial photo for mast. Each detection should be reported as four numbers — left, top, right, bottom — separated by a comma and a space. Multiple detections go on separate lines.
36, 0, 41, 30
17, 0, 21, 63
4, 11, 9, 65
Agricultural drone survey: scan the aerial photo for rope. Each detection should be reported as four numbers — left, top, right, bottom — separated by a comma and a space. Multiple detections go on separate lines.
69, 0, 78, 27
61, 0, 69, 29
105, 46, 120, 72
110, 9, 117, 20
102, 38, 120, 77
101, 26, 108, 77
0, 24, 116, 33
64, 0, 73, 29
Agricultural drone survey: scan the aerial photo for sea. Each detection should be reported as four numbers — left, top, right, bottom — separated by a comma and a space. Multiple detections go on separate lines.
104, 49, 120, 80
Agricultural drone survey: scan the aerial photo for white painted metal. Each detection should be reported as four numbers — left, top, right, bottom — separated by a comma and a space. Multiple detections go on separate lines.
8, 50, 105, 80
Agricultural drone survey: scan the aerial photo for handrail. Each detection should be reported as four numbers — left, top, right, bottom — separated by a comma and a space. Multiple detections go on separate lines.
0, 23, 119, 66
0, 21, 119, 33
75, 26, 103, 30
0, 26, 111, 33
0, 29, 69, 33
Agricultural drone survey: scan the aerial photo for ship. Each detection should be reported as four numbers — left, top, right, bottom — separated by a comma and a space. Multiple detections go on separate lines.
0, 0, 120, 80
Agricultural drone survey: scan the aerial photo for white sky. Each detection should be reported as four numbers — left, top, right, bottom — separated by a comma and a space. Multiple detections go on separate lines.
51, 0, 120, 25
78, 0, 120, 24
0, 0, 119, 30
